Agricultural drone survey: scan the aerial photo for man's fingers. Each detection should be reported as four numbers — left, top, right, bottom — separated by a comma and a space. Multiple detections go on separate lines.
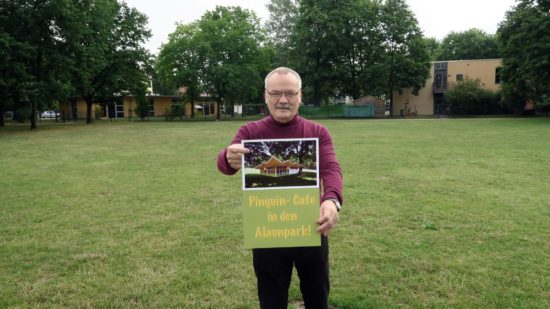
316, 214, 335, 235
233, 147, 250, 154
228, 145, 250, 155
316, 215, 329, 225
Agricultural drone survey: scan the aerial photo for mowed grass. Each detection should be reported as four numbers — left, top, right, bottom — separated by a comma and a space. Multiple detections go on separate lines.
0, 118, 548, 308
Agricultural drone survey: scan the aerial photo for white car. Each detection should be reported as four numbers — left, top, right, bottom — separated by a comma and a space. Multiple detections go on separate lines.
41, 111, 60, 118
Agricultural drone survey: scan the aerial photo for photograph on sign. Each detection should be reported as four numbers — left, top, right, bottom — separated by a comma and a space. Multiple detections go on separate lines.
241, 138, 319, 191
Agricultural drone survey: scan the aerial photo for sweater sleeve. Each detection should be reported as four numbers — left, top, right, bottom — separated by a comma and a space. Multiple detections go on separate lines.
318, 127, 344, 206
216, 125, 250, 175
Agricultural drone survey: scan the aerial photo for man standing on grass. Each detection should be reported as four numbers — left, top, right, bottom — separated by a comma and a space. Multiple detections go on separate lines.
217, 67, 343, 309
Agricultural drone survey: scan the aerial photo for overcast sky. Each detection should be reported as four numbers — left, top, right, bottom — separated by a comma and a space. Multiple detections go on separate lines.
123, 0, 518, 54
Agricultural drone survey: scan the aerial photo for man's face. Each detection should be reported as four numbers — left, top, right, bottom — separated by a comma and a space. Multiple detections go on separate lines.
264, 73, 301, 123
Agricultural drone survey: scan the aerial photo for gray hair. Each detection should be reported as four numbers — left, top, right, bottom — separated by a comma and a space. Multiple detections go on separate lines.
264, 67, 302, 89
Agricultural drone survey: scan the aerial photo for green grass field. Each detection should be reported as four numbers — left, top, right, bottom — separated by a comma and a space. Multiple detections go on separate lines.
1, 118, 548, 308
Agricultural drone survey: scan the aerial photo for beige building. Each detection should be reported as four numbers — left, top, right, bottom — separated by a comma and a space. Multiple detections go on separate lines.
393, 59, 502, 116
59, 95, 217, 120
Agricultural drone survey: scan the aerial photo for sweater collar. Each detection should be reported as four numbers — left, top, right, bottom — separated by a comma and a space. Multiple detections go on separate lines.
266, 114, 302, 127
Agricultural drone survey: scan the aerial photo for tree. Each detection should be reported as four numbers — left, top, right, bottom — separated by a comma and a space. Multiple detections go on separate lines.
196, 6, 271, 119
148, 55, 177, 96
339, 0, 387, 100
498, 0, 550, 112
381, 0, 431, 116
157, 22, 203, 118
424, 37, 440, 61
435, 28, 500, 61
0, 31, 31, 127
292, 0, 359, 105
0, 0, 74, 129
66, 0, 151, 123
265, 0, 299, 67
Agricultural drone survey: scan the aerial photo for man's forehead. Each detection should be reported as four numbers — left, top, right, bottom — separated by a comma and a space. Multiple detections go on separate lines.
266, 72, 299, 87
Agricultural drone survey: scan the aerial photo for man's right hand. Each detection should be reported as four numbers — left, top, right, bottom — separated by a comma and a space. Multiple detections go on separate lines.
226, 144, 250, 170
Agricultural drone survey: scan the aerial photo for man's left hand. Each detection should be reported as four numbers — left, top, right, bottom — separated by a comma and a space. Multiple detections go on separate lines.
316, 200, 339, 236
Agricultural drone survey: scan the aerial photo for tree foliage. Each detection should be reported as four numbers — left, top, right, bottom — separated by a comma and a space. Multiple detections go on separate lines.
66, 0, 151, 123
244, 140, 317, 173
292, 0, 354, 105
157, 22, 202, 117
158, 6, 271, 120
381, 0, 431, 116
265, 0, 298, 67
287, 0, 430, 110
424, 37, 440, 61
498, 0, 550, 112
0, 0, 74, 128
0, 0, 151, 127
435, 28, 500, 61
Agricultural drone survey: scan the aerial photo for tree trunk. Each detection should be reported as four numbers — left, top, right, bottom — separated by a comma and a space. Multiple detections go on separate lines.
86, 97, 93, 124
388, 78, 394, 117
30, 100, 37, 129
0, 104, 5, 127
190, 100, 195, 118
216, 100, 221, 120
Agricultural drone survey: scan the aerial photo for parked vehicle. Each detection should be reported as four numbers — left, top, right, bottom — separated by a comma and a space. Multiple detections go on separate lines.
41, 111, 60, 118
3, 111, 14, 120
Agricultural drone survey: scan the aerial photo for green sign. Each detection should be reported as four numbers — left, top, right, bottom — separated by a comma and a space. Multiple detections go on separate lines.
243, 188, 321, 249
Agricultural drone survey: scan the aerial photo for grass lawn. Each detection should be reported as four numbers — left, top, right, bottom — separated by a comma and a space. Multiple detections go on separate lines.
0, 118, 548, 308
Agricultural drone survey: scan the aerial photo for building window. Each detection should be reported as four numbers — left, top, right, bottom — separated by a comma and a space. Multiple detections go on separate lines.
115, 99, 124, 118
495, 67, 502, 84
456, 74, 464, 82
147, 98, 155, 116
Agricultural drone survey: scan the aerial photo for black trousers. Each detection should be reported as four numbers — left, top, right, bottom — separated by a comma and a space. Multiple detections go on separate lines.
252, 236, 329, 309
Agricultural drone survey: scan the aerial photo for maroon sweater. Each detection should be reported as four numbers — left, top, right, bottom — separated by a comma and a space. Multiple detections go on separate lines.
217, 115, 343, 206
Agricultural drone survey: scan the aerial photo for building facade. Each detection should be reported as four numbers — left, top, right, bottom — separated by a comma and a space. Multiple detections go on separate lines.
392, 59, 502, 117
59, 95, 218, 120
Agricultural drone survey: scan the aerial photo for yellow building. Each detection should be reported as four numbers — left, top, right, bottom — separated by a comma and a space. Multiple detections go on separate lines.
59, 95, 217, 120
393, 59, 502, 116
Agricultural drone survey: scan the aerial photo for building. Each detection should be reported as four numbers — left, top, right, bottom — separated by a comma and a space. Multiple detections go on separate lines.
257, 156, 303, 177
392, 59, 502, 117
59, 95, 218, 120
352, 95, 386, 117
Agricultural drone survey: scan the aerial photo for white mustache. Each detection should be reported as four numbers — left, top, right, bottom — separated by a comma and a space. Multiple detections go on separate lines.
275, 104, 290, 110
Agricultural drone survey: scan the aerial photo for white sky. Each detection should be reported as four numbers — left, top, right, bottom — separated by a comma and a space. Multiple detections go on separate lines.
123, 0, 518, 54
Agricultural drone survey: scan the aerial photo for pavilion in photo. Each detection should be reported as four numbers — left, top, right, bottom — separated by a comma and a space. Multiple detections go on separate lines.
257, 156, 302, 177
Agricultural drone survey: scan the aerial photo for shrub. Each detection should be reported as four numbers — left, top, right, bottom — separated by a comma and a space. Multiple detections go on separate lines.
94, 105, 103, 120
134, 95, 149, 120
444, 78, 507, 115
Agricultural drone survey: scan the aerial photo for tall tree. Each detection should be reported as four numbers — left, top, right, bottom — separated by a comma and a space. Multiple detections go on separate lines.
498, 0, 550, 111
196, 6, 271, 119
265, 0, 299, 67
424, 37, 440, 61
0, 0, 73, 129
293, 0, 358, 105
435, 28, 500, 61
157, 22, 202, 118
0, 30, 31, 127
339, 0, 387, 99
66, 0, 151, 123
381, 0, 431, 116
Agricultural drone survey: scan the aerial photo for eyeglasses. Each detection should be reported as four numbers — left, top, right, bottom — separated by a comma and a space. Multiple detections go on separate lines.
266, 90, 300, 101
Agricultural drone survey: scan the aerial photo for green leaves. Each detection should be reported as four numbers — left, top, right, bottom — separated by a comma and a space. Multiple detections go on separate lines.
288, 0, 430, 109
157, 6, 271, 119
435, 28, 500, 61
498, 0, 550, 111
